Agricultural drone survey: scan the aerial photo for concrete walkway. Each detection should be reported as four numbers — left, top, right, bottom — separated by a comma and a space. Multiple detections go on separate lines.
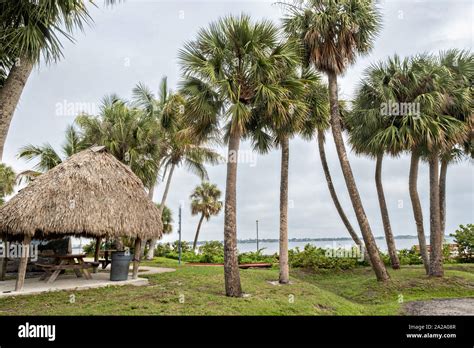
404, 298, 474, 315
0, 266, 175, 298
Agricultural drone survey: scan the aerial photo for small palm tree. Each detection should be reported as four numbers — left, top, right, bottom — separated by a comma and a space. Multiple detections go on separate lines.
179, 14, 303, 296
17, 124, 87, 182
282, 0, 389, 281
160, 205, 174, 235
190, 182, 223, 251
0, 163, 16, 205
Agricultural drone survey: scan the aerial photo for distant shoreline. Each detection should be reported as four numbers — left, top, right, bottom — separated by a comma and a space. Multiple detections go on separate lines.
191, 235, 453, 245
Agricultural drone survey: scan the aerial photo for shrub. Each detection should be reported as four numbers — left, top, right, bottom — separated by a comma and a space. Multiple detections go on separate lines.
288, 244, 358, 270
198, 241, 224, 263
238, 249, 277, 264
450, 224, 474, 262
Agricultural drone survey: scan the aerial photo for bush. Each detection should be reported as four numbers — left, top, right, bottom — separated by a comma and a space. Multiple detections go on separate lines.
238, 249, 277, 264
451, 224, 474, 262
198, 241, 224, 263
289, 244, 358, 270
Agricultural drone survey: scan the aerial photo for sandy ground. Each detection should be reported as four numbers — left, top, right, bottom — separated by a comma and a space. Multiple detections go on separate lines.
403, 298, 474, 315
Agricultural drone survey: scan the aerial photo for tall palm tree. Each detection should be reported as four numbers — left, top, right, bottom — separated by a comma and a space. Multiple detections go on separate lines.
347, 57, 422, 270
0, 163, 15, 204
250, 65, 309, 284
133, 79, 222, 259
436, 49, 473, 235
179, 14, 303, 296
298, 76, 366, 257
408, 54, 468, 277
0, 0, 119, 160
282, 0, 389, 281
190, 182, 223, 251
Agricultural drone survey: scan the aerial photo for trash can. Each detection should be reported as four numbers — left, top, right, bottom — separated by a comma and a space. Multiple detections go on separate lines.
110, 251, 132, 281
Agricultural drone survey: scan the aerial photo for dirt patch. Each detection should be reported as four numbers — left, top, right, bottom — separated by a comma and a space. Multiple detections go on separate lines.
403, 298, 474, 315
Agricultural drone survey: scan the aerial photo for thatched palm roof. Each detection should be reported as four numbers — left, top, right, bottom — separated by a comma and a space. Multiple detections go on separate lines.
0, 146, 162, 241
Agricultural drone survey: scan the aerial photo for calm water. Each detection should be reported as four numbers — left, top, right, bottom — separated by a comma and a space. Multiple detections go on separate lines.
235, 237, 455, 255
72, 236, 455, 255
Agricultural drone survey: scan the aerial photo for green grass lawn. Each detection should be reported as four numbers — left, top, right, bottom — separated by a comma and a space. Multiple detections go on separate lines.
0, 258, 472, 315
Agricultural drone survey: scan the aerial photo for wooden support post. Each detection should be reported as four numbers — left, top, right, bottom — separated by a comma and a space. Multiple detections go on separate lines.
15, 235, 32, 292
0, 235, 8, 281
132, 238, 141, 279
0, 257, 7, 281
93, 237, 101, 273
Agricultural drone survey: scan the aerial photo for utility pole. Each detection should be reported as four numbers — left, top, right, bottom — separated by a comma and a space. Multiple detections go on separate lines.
256, 220, 259, 252
178, 205, 182, 265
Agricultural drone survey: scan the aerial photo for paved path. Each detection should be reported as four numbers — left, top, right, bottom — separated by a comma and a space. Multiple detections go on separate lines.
0, 266, 175, 297
404, 298, 474, 315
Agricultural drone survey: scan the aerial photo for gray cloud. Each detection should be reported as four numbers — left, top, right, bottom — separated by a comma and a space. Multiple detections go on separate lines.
3, 0, 473, 244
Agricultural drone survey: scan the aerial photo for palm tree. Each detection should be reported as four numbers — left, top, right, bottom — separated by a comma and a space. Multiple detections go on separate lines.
437, 50, 473, 235
282, 0, 389, 281
190, 182, 223, 251
17, 124, 86, 183
0, 163, 15, 205
249, 65, 309, 284
160, 205, 174, 235
179, 14, 303, 296
347, 57, 422, 270
133, 79, 222, 259
0, 0, 119, 160
76, 95, 162, 189
407, 54, 468, 277
298, 75, 366, 257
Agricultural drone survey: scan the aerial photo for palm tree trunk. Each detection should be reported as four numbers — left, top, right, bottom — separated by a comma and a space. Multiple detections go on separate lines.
0, 56, 34, 160
327, 71, 389, 282
375, 153, 400, 269
429, 151, 444, 277
192, 213, 205, 251
409, 152, 429, 274
146, 165, 175, 260
439, 159, 448, 235
317, 129, 367, 261
223, 128, 242, 297
279, 135, 290, 284
160, 163, 175, 211
142, 187, 154, 257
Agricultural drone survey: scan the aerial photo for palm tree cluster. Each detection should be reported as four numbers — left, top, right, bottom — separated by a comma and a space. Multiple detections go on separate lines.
1, 0, 472, 298
348, 50, 473, 277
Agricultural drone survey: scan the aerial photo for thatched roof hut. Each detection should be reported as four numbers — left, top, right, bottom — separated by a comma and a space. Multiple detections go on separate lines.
0, 146, 162, 290
0, 146, 162, 241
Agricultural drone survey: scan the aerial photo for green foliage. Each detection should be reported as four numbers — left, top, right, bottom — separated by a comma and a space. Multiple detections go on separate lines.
238, 249, 277, 264
289, 244, 359, 271
197, 241, 224, 263
380, 246, 422, 266
82, 240, 115, 255
451, 224, 474, 262
0, 163, 16, 204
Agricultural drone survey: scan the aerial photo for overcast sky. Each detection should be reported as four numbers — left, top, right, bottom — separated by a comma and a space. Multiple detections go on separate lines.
3, 0, 473, 243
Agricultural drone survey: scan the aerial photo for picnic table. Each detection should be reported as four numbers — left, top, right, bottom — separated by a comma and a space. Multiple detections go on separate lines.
98, 249, 117, 269
37, 254, 93, 284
